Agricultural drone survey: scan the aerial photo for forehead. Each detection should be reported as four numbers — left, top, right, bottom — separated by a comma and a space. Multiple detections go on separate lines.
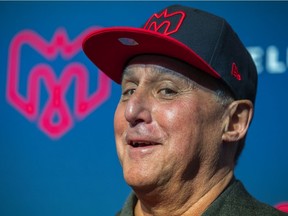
123, 55, 221, 88
123, 63, 192, 84
124, 55, 197, 79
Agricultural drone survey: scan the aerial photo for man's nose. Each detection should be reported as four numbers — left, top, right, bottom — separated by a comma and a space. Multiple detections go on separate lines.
124, 90, 152, 127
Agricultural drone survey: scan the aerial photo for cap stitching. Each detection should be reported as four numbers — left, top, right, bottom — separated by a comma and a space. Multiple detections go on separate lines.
209, 19, 225, 67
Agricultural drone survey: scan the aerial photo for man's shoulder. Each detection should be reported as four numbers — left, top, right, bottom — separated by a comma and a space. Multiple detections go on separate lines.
116, 193, 137, 216
203, 179, 287, 216
116, 180, 287, 216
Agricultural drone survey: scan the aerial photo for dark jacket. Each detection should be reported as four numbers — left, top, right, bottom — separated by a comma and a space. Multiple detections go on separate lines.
117, 179, 287, 216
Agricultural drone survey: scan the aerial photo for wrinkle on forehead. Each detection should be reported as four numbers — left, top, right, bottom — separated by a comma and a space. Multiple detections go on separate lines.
122, 55, 216, 93
124, 55, 198, 81
123, 63, 195, 88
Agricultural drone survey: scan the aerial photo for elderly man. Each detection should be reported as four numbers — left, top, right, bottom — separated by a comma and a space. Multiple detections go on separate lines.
83, 4, 286, 216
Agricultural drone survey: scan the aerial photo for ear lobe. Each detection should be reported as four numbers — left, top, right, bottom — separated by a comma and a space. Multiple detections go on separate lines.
222, 100, 253, 142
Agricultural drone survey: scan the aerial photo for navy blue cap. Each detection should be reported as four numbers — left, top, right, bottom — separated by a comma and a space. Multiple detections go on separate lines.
83, 4, 258, 103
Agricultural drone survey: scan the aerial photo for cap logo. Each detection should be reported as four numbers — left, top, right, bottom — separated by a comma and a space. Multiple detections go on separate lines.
231, 63, 242, 80
143, 9, 186, 36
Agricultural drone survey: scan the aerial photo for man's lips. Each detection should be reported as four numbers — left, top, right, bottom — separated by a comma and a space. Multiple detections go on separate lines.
125, 126, 163, 149
125, 135, 162, 158
128, 140, 160, 148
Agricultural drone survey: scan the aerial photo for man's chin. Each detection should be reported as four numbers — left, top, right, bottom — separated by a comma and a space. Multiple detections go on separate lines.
125, 176, 159, 194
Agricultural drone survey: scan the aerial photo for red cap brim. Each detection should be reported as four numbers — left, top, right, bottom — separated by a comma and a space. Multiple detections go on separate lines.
82, 27, 220, 84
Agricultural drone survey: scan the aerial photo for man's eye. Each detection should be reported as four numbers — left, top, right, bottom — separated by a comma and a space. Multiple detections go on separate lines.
122, 88, 135, 97
159, 88, 177, 96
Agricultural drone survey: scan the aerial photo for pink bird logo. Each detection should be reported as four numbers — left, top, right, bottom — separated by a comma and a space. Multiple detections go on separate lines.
6, 27, 111, 139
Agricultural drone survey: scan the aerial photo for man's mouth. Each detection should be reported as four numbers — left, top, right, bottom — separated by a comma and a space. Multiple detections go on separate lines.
129, 141, 158, 148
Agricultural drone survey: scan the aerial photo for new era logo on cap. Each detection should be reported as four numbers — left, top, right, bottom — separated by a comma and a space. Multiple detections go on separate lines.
231, 63, 242, 81
144, 9, 186, 36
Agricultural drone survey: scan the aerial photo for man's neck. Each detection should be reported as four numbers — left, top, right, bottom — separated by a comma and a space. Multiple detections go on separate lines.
134, 170, 234, 216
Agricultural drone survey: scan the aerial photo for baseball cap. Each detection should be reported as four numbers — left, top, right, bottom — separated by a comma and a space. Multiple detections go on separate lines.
82, 4, 258, 103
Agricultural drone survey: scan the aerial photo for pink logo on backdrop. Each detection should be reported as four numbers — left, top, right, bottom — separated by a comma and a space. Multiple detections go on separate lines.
6, 27, 111, 139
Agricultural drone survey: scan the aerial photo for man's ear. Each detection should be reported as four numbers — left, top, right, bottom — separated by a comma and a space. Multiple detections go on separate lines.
222, 100, 254, 142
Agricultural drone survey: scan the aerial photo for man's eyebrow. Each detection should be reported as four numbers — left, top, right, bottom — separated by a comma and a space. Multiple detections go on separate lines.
121, 65, 198, 91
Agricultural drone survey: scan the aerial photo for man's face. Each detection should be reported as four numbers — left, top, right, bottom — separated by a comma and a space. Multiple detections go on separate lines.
114, 55, 229, 191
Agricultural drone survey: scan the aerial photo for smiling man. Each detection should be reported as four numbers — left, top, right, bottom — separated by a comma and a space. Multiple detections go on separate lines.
83, 4, 286, 216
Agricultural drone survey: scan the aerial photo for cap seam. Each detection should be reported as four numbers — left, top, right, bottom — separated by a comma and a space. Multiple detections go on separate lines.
209, 19, 225, 67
